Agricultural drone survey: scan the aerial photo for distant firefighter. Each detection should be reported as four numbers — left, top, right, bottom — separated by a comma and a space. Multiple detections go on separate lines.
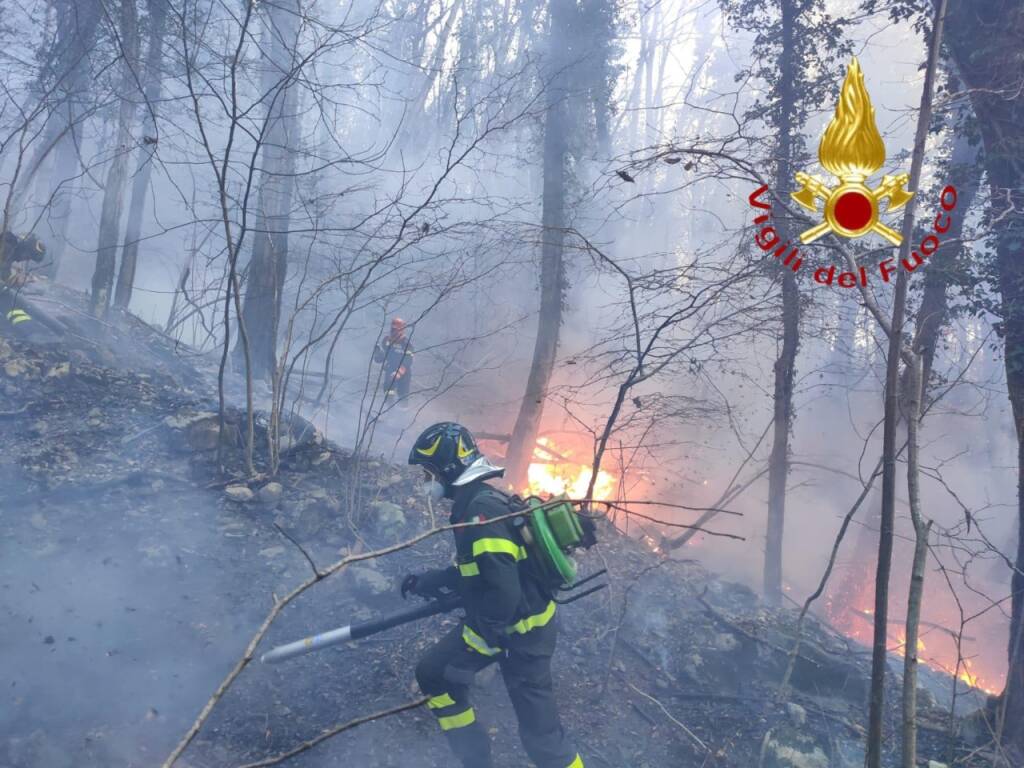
0, 232, 46, 283
373, 316, 414, 400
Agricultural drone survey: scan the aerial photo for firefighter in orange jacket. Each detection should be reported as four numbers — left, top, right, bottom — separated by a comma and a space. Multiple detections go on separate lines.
403, 422, 583, 768
373, 317, 414, 400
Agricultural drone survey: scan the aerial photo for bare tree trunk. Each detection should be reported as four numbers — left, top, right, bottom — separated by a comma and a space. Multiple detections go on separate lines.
583, 0, 614, 154
115, 0, 169, 309
440, 0, 477, 130
44, 116, 83, 278
765, 271, 798, 602
504, 0, 572, 488
91, 0, 140, 315
30, 0, 102, 279
642, 1, 656, 143
404, 0, 465, 140
236, 0, 301, 380
901, 352, 933, 768
11, 0, 99, 211
866, 3, 946, 765
763, 0, 799, 606
621, 0, 650, 148
911, 127, 981, 390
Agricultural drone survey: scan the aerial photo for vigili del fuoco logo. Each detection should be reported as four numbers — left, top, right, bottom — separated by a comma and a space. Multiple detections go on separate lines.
748, 57, 959, 288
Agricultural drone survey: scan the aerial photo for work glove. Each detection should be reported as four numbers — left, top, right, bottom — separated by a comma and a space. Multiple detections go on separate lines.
400, 567, 457, 600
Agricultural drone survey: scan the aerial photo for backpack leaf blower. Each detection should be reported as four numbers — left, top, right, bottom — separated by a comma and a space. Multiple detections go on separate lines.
261, 495, 604, 664
515, 494, 599, 594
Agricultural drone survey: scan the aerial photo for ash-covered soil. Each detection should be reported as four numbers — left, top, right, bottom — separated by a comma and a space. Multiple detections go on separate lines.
0, 283, 991, 768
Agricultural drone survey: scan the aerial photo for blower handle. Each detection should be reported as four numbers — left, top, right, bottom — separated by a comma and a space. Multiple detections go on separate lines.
350, 593, 462, 640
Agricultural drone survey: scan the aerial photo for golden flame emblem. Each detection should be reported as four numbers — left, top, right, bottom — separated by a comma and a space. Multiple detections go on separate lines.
792, 58, 913, 246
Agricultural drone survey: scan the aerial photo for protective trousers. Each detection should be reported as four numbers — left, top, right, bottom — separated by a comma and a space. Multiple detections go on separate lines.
415, 623, 583, 768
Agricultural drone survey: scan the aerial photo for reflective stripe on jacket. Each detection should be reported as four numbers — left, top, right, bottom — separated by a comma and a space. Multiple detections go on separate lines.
6, 308, 30, 325
450, 481, 555, 652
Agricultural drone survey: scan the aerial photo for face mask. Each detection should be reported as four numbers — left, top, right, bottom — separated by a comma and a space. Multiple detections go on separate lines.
424, 479, 446, 501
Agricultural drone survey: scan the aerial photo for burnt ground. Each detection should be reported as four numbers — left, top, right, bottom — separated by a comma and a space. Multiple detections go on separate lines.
0, 282, 996, 768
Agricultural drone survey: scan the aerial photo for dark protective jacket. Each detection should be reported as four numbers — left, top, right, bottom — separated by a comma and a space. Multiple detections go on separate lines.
437, 481, 556, 653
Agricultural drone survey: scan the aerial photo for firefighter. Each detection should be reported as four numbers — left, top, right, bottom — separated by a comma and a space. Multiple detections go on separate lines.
0, 231, 46, 285
403, 422, 583, 768
373, 317, 414, 401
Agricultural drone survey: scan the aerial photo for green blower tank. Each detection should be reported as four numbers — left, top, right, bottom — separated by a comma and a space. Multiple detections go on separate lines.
521, 495, 587, 588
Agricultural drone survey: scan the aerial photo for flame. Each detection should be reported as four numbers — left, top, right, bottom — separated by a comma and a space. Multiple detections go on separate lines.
893, 630, 926, 657
525, 438, 617, 500
892, 632, 1002, 696
819, 58, 887, 180
937, 655, 999, 696
826, 576, 1005, 696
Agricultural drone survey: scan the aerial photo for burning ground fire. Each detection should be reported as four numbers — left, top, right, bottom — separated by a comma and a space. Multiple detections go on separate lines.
525, 438, 617, 501
872, 609, 1001, 695
827, 588, 1004, 696
508, 436, 1006, 696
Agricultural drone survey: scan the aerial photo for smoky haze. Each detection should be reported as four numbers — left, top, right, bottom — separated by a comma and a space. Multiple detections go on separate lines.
0, 0, 1019, 765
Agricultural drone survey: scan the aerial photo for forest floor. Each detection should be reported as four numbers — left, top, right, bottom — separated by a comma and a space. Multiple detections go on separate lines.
0, 280, 996, 768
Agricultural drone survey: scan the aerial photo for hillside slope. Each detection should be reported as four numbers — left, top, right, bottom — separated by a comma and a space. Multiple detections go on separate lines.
0, 283, 983, 768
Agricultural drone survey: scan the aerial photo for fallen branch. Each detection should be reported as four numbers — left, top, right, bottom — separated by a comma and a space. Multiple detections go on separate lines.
235, 697, 429, 768
627, 682, 710, 753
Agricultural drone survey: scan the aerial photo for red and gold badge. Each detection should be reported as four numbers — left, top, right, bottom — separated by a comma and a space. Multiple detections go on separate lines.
791, 58, 913, 246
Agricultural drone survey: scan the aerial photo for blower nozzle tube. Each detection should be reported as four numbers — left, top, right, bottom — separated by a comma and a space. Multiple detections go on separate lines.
260, 594, 461, 664
260, 624, 354, 664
